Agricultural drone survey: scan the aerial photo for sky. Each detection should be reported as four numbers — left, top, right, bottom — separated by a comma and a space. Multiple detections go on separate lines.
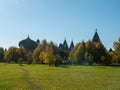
0, 0, 120, 49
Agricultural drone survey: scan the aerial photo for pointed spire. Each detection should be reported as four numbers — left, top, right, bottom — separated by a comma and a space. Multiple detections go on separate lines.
92, 29, 101, 43
27, 35, 30, 39
70, 40, 74, 50
63, 39, 68, 50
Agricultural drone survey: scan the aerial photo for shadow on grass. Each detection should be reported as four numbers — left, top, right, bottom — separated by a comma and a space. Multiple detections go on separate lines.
109, 64, 120, 67
59, 65, 70, 68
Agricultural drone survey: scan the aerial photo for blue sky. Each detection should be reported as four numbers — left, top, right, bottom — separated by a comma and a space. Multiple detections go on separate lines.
0, 0, 120, 49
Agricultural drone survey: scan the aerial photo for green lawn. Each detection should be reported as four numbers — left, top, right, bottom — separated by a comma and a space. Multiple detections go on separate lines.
0, 63, 120, 90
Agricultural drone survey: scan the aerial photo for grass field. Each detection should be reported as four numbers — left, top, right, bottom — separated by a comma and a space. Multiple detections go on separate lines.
0, 63, 120, 90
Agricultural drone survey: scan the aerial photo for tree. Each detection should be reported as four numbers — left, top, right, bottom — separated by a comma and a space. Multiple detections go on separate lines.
74, 41, 86, 64
101, 53, 112, 65
114, 38, 120, 52
45, 43, 55, 65
94, 42, 107, 64
54, 54, 62, 66
33, 45, 42, 63
85, 40, 95, 64
69, 44, 79, 64
4, 47, 19, 63
16, 47, 27, 62
88, 54, 93, 65
26, 52, 33, 64
18, 58, 23, 66
0, 47, 5, 62
113, 38, 120, 63
39, 52, 47, 64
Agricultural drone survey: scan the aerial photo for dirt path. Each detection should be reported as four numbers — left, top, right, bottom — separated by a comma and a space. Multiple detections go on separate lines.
19, 67, 40, 90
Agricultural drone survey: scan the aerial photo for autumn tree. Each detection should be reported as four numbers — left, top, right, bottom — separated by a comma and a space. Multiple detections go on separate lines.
39, 41, 62, 66
4, 47, 19, 63
76, 41, 86, 64
113, 38, 120, 63
69, 44, 79, 64
26, 51, 33, 64
33, 44, 42, 63
39, 52, 47, 64
16, 47, 27, 62
70, 41, 86, 64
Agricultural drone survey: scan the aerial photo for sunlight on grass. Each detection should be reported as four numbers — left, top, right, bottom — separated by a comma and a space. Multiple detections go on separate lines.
0, 63, 120, 90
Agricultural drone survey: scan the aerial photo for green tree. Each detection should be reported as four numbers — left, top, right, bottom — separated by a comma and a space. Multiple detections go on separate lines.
75, 41, 86, 64
26, 52, 33, 64
85, 40, 95, 64
113, 38, 120, 63
101, 53, 112, 65
18, 58, 23, 66
0, 47, 5, 62
54, 54, 62, 66
94, 42, 107, 64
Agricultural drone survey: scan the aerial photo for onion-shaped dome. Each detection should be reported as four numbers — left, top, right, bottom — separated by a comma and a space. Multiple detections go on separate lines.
19, 36, 37, 50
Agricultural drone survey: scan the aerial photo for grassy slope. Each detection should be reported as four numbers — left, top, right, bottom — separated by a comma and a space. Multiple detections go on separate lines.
0, 63, 120, 90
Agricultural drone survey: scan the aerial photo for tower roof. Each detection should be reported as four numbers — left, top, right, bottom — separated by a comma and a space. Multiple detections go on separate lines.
70, 40, 74, 50
62, 39, 68, 50
19, 36, 37, 50
92, 29, 101, 43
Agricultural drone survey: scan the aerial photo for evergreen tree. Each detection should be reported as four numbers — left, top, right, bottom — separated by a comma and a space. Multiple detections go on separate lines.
75, 41, 86, 64
94, 42, 107, 64
0, 47, 5, 62
85, 40, 95, 64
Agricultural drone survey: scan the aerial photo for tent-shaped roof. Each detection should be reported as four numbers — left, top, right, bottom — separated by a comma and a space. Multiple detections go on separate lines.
70, 40, 74, 50
92, 29, 101, 43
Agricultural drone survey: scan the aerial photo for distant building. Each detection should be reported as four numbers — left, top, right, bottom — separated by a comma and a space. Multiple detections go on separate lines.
70, 40, 74, 50
19, 30, 101, 51
19, 36, 39, 51
59, 39, 74, 51
92, 29, 101, 43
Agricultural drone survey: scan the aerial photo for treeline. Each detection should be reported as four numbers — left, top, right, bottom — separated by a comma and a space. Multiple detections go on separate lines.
0, 39, 120, 66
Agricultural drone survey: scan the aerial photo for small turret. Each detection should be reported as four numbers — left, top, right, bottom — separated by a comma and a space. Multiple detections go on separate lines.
36, 39, 40, 44
70, 40, 74, 50
63, 39, 68, 51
